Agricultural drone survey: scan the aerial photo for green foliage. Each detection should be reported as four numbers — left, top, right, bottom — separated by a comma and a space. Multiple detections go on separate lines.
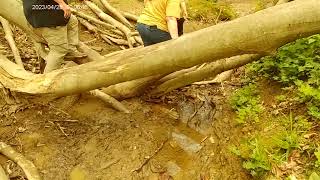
254, 0, 268, 12
309, 172, 320, 180
188, 0, 237, 22
315, 148, 320, 168
247, 34, 320, 119
231, 114, 312, 177
230, 84, 263, 123
275, 95, 287, 102
242, 138, 271, 176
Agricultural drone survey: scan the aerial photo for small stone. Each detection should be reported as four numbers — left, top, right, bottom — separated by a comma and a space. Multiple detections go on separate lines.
209, 136, 215, 144
18, 127, 26, 133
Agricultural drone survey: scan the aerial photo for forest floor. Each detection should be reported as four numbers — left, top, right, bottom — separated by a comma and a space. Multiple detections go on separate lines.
0, 0, 312, 180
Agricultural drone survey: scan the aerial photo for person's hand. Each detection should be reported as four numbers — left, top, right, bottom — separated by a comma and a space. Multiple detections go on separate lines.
60, 3, 71, 18
183, 11, 188, 19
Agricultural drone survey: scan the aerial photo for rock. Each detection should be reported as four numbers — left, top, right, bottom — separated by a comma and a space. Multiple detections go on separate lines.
69, 166, 86, 180
166, 161, 181, 177
172, 132, 202, 154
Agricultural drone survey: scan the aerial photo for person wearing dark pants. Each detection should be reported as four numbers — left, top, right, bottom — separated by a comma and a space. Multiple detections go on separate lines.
137, 0, 181, 46
136, 23, 172, 46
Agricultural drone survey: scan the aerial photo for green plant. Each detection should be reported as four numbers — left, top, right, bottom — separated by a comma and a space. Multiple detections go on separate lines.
315, 148, 320, 168
230, 137, 271, 177
309, 172, 320, 180
230, 83, 263, 123
231, 114, 312, 177
242, 138, 271, 176
254, 0, 268, 12
275, 95, 287, 102
247, 34, 320, 119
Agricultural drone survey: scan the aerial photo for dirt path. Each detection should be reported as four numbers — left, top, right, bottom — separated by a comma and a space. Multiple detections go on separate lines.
0, 83, 251, 179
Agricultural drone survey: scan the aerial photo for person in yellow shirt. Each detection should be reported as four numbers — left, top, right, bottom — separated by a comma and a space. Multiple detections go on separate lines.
137, 0, 183, 46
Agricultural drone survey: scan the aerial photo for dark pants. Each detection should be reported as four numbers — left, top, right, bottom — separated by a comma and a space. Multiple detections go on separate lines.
137, 23, 172, 46
177, 18, 185, 36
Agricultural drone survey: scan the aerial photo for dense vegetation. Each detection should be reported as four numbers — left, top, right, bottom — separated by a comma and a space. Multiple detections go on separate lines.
230, 34, 320, 179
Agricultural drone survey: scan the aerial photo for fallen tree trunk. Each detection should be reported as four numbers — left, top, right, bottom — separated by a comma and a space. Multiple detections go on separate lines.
0, 0, 320, 97
97, 0, 303, 99
193, 70, 234, 85
85, 1, 135, 47
121, 12, 138, 22
150, 54, 262, 96
101, 75, 162, 99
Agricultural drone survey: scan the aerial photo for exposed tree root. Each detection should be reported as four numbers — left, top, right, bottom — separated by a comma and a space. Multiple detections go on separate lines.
89, 89, 130, 113
0, 16, 24, 69
0, 164, 9, 180
151, 54, 263, 96
0, 142, 41, 180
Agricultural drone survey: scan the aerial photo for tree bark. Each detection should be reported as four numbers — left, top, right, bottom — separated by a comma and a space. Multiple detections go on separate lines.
0, 0, 320, 97
100, 0, 133, 28
150, 54, 262, 96
0, 142, 41, 180
0, 16, 24, 69
121, 12, 138, 22
0, 165, 9, 180
84, 1, 135, 47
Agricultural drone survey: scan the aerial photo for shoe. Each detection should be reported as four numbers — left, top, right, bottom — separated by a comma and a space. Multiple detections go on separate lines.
65, 50, 87, 59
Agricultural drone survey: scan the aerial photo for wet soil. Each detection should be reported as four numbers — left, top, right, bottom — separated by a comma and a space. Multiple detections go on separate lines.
0, 81, 251, 180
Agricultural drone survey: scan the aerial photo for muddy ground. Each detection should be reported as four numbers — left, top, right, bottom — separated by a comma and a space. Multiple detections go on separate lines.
0, 0, 273, 179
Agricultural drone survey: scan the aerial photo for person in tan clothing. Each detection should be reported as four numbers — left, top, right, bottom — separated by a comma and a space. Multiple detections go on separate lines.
23, 0, 86, 73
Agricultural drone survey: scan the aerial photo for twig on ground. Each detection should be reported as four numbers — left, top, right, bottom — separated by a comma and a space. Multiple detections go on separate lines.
53, 119, 78, 123
132, 138, 168, 173
99, 158, 121, 170
55, 123, 69, 137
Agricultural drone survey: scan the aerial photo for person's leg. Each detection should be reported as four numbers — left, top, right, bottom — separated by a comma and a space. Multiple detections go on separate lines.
66, 15, 79, 52
149, 27, 171, 44
137, 23, 154, 46
177, 18, 185, 36
39, 26, 69, 73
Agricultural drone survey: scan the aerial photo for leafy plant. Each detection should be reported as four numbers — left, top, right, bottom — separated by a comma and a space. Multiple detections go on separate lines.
231, 114, 312, 177
230, 83, 263, 123
247, 34, 320, 119
242, 138, 271, 176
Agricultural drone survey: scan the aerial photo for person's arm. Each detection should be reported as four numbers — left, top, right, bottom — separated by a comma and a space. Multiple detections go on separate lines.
166, 0, 180, 39
180, 1, 188, 19
53, 0, 71, 18
166, 16, 178, 39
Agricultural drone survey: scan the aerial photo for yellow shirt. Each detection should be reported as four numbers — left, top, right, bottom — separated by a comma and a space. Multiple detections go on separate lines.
138, 0, 181, 32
